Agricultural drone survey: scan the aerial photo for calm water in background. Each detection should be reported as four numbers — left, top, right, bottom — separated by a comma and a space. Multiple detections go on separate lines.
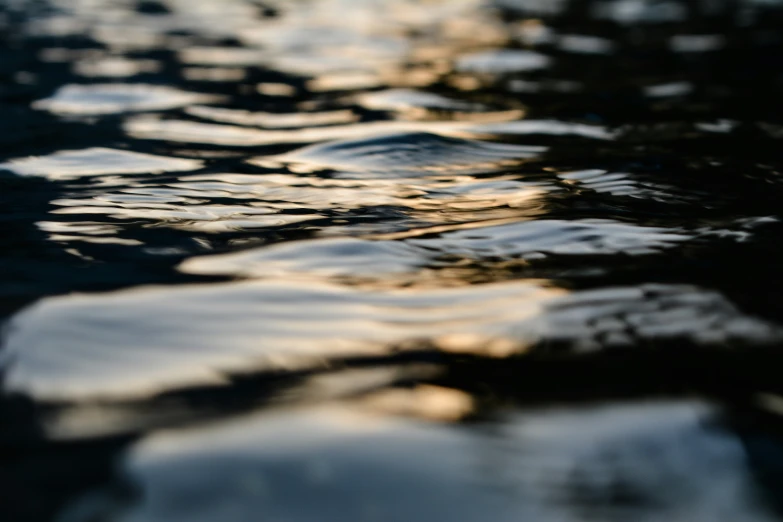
2, 0, 783, 520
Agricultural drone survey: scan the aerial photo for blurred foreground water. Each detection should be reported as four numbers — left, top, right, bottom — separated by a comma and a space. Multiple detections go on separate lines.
2, 0, 783, 520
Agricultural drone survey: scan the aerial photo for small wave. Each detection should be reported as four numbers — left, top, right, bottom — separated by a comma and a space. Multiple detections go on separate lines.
267, 132, 545, 174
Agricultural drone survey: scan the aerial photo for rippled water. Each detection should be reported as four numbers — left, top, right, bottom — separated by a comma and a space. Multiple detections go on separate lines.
2, 0, 783, 520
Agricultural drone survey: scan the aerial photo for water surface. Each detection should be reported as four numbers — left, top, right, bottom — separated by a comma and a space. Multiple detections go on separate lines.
2, 0, 783, 521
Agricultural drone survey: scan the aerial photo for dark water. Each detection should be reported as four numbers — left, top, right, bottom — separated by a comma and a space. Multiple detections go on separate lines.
2, 0, 783, 520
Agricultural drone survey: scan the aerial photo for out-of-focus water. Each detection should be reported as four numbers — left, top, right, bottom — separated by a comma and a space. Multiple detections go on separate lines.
2, 0, 783, 520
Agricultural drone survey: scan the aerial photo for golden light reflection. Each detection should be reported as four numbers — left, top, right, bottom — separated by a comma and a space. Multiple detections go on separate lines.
435, 333, 526, 358
178, 46, 269, 66
293, 366, 443, 403
256, 83, 297, 97
73, 56, 161, 78
182, 67, 247, 82
307, 71, 385, 92
2, 279, 566, 401
186, 106, 359, 128
360, 385, 475, 421
46, 170, 549, 241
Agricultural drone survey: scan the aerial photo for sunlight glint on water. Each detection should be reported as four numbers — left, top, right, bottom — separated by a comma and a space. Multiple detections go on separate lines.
1, 0, 783, 521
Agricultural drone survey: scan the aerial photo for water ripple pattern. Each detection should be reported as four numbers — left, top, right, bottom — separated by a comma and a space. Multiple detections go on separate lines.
1, 0, 783, 521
